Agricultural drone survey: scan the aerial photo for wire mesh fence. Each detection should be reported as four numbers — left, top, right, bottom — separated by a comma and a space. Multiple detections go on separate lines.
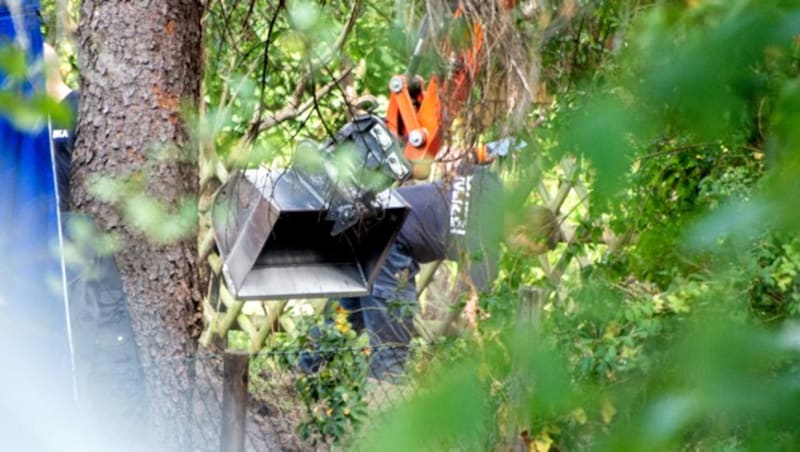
72, 344, 415, 451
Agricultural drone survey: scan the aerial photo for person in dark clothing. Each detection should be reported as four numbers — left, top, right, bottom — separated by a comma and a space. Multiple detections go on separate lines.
45, 43, 77, 211
45, 43, 146, 425
336, 163, 508, 379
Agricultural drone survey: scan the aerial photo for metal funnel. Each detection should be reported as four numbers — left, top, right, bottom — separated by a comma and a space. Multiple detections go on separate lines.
212, 168, 409, 300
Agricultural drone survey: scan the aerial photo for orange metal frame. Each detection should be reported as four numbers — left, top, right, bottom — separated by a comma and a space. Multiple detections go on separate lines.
386, 3, 485, 163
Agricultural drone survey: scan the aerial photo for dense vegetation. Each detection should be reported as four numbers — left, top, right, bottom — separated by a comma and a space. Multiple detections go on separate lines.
357, 1, 800, 450
37, 0, 800, 449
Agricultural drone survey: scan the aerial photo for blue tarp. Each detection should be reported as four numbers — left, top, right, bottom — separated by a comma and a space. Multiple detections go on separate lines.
0, 0, 75, 399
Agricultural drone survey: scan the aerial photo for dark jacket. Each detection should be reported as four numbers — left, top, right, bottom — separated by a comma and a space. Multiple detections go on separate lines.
394, 164, 504, 291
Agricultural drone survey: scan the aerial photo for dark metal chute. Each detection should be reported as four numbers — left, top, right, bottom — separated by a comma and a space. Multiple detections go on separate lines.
212, 168, 409, 300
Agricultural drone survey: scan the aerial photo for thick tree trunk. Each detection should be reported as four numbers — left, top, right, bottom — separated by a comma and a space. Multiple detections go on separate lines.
73, 1, 203, 449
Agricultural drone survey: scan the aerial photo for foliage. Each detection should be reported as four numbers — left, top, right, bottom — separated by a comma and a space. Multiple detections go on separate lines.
200, 0, 411, 169
200, 0, 800, 449
40, 0, 79, 86
32, 0, 800, 449
363, 0, 800, 450
272, 305, 371, 445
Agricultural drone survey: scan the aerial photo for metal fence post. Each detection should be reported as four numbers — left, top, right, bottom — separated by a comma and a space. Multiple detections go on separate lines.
220, 351, 249, 452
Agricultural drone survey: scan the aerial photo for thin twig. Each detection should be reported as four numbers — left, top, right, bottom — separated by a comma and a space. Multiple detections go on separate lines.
248, 0, 286, 142
285, 0, 363, 114
247, 0, 362, 140
247, 67, 354, 141
310, 71, 337, 140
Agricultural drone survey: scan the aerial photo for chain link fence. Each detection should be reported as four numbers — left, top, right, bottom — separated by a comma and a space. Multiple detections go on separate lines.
72, 344, 415, 451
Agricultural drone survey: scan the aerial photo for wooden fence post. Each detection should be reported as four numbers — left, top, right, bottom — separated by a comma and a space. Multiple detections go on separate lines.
506, 285, 546, 450
518, 285, 544, 331
220, 351, 249, 452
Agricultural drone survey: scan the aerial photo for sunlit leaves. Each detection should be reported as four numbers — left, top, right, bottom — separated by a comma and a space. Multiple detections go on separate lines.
203, 0, 402, 172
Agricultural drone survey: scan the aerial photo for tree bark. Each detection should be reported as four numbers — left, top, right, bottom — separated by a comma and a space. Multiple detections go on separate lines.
73, 1, 203, 449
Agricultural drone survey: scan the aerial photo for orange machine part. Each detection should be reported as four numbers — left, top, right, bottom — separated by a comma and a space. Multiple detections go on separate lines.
387, 1, 514, 164
474, 143, 489, 164
386, 75, 443, 162
441, 6, 483, 115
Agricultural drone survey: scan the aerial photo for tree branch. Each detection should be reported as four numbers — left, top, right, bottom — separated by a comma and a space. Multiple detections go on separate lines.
244, 67, 354, 143
287, 0, 362, 113
244, 0, 362, 143
248, 0, 285, 140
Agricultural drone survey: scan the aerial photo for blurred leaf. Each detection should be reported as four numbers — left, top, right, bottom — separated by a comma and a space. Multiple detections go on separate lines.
289, 1, 320, 32
0, 44, 28, 79
560, 96, 640, 204
601, 398, 617, 425
361, 362, 489, 452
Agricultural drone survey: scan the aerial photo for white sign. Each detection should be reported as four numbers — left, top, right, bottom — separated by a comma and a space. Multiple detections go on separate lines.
449, 175, 472, 236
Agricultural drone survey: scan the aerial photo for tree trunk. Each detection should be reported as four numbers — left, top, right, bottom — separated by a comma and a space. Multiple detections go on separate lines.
73, 1, 203, 449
